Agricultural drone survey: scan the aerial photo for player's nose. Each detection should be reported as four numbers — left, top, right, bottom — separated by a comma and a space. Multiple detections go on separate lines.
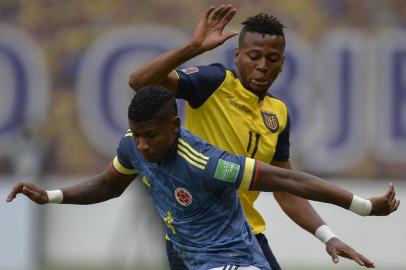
137, 138, 150, 152
256, 57, 269, 71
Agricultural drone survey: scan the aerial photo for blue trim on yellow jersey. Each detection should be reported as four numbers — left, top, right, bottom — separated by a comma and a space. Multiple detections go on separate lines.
273, 114, 290, 161
176, 63, 290, 162
176, 63, 226, 108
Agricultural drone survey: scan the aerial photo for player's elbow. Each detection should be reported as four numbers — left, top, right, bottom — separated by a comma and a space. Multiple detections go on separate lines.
128, 73, 143, 91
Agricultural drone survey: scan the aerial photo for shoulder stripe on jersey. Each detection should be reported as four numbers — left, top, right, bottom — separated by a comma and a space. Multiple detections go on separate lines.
239, 158, 255, 190
125, 130, 133, 137
177, 144, 208, 165
178, 138, 209, 160
113, 156, 138, 175
177, 150, 205, 170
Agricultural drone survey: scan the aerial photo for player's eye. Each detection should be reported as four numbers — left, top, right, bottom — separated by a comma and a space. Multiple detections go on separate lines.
268, 53, 281, 62
143, 132, 157, 139
248, 54, 260, 60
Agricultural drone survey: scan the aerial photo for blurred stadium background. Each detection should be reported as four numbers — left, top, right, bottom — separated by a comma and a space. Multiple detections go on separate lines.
1, 0, 405, 269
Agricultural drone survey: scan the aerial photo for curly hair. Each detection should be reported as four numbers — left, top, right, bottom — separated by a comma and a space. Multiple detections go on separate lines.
128, 85, 177, 122
239, 13, 285, 44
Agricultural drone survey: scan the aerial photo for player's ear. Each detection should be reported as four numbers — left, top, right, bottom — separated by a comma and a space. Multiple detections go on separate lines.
172, 116, 181, 131
280, 55, 285, 73
234, 48, 240, 69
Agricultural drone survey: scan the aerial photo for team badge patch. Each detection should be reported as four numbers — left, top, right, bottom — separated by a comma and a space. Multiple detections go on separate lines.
175, 187, 192, 206
214, 159, 240, 183
261, 111, 279, 133
181, 66, 199, 74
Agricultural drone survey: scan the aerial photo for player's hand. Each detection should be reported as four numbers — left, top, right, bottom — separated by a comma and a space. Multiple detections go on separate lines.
369, 183, 400, 216
326, 238, 375, 268
6, 182, 49, 204
191, 4, 239, 52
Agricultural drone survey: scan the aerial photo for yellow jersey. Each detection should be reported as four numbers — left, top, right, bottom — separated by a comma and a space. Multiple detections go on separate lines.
175, 64, 290, 234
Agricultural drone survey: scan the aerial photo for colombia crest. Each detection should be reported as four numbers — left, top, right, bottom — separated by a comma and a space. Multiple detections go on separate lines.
261, 111, 279, 133
175, 187, 192, 206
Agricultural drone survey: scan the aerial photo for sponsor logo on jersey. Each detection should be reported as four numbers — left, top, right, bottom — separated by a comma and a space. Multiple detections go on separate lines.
228, 99, 252, 114
261, 111, 279, 133
175, 187, 193, 206
214, 159, 240, 183
181, 66, 199, 74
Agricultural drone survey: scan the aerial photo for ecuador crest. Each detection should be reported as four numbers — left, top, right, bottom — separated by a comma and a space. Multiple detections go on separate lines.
261, 111, 279, 133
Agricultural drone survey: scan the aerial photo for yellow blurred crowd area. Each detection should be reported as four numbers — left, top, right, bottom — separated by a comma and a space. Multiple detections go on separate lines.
0, 0, 405, 175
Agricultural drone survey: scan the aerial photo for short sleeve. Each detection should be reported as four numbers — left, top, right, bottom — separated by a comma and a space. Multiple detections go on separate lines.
200, 149, 260, 191
175, 63, 227, 108
112, 132, 139, 175
273, 114, 290, 162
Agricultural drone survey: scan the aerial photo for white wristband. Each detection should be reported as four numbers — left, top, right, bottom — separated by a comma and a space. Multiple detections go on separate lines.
349, 195, 372, 216
46, 190, 63, 204
315, 225, 337, 243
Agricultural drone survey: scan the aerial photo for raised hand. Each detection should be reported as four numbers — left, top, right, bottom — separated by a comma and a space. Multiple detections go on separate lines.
369, 183, 400, 216
6, 182, 49, 204
191, 4, 239, 51
326, 238, 375, 268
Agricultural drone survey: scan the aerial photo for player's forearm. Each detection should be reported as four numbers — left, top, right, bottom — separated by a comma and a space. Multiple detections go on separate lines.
274, 192, 325, 234
272, 161, 325, 233
129, 42, 205, 91
61, 174, 119, 204
256, 166, 353, 209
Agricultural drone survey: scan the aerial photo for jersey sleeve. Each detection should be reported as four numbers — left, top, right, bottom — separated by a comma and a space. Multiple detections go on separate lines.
111, 132, 139, 175
174, 63, 227, 108
201, 149, 260, 191
273, 114, 291, 162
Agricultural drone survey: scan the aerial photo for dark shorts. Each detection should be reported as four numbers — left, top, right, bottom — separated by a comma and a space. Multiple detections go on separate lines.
165, 233, 282, 270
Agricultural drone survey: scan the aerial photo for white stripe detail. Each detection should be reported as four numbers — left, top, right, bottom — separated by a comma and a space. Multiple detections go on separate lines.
209, 266, 260, 270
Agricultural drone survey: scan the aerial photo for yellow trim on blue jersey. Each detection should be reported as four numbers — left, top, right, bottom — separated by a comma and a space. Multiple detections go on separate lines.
177, 144, 208, 165
113, 156, 138, 175
178, 138, 209, 160
125, 130, 133, 137
173, 70, 180, 80
177, 150, 206, 170
239, 158, 255, 190
142, 176, 151, 187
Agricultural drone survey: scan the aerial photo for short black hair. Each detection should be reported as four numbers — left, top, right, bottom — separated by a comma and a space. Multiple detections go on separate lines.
128, 85, 177, 122
239, 13, 285, 44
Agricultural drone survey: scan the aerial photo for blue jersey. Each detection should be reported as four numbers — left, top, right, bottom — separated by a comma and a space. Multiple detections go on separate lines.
112, 128, 271, 270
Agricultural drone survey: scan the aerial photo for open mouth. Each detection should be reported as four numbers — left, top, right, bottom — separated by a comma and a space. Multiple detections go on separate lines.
252, 78, 269, 87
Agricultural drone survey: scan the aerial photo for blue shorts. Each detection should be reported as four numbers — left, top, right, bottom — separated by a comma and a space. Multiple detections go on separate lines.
165, 233, 282, 270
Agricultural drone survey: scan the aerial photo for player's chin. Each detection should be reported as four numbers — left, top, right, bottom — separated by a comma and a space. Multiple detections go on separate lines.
250, 84, 270, 96
141, 153, 158, 163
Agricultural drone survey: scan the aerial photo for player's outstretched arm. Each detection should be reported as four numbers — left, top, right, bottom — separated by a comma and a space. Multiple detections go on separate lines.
6, 166, 136, 205
270, 161, 375, 268
251, 163, 400, 216
129, 4, 238, 93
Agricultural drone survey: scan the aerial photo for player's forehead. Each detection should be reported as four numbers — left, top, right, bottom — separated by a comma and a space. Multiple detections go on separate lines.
129, 119, 167, 133
240, 32, 285, 52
